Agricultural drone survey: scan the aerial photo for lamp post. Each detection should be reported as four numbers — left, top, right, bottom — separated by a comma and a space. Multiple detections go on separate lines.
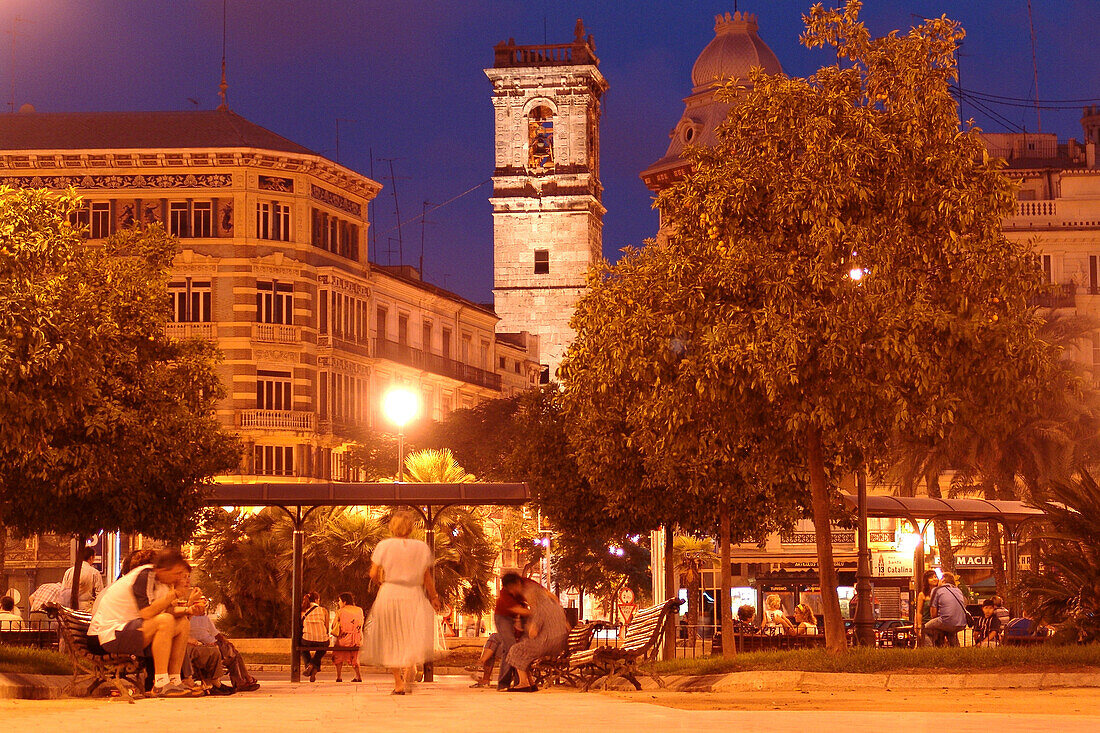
382, 387, 419, 482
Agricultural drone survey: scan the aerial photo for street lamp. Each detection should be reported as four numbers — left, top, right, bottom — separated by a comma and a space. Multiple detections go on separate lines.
382, 387, 419, 481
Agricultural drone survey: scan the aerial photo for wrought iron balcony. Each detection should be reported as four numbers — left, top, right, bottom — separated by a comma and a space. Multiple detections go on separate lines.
238, 409, 315, 431
374, 338, 502, 391
317, 333, 371, 357
1032, 282, 1076, 309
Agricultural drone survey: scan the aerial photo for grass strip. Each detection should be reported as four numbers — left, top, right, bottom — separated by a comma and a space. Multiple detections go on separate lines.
649, 644, 1100, 676
0, 646, 71, 675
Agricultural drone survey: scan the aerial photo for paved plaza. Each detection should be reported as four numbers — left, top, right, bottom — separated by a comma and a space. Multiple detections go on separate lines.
3, 674, 1100, 732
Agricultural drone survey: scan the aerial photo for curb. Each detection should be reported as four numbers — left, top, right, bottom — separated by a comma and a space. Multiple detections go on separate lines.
0, 673, 69, 700
662, 670, 1100, 693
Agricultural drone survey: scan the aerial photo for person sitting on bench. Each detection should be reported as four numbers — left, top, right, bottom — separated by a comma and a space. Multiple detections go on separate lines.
88, 548, 199, 697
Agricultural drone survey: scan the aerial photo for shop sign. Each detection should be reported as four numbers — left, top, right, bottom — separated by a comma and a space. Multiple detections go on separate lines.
871, 551, 914, 577
954, 555, 1032, 568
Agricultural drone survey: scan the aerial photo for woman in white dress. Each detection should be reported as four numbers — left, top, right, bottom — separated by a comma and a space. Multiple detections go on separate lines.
361, 511, 441, 694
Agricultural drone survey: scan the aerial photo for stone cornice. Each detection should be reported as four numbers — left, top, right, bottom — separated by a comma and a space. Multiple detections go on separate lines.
0, 147, 381, 200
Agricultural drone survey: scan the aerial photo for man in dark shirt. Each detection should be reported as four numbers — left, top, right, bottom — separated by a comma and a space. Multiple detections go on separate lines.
975, 598, 1003, 646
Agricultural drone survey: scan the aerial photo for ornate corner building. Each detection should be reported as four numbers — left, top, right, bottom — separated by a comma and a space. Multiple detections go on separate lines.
486, 20, 608, 379
0, 110, 541, 481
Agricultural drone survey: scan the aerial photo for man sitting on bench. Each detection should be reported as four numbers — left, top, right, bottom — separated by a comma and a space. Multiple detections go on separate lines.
89, 548, 198, 697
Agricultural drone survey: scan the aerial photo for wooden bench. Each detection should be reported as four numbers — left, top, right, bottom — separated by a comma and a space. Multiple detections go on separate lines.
570, 598, 682, 692
46, 603, 145, 702
531, 620, 610, 689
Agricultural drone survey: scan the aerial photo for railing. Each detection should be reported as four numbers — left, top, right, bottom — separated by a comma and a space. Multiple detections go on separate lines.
374, 338, 502, 391
317, 333, 371, 357
493, 40, 597, 68
0, 618, 59, 650
1017, 200, 1057, 217
252, 323, 301, 345
238, 409, 315, 431
1032, 282, 1076, 309
164, 322, 216, 340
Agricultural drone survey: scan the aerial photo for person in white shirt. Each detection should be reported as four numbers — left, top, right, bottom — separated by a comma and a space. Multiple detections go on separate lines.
0, 596, 24, 630
59, 547, 104, 611
88, 548, 198, 698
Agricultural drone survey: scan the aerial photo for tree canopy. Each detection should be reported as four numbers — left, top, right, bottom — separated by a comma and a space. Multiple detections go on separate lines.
561, 1, 1056, 651
0, 187, 240, 542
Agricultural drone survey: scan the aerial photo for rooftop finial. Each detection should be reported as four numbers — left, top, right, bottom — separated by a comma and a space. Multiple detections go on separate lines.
217, 0, 229, 110
574, 18, 585, 42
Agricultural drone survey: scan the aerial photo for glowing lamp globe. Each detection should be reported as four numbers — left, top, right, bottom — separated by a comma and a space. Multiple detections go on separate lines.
382, 388, 419, 428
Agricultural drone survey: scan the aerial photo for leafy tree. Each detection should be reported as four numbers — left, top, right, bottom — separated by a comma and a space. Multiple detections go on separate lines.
618, 1, 1056, 651
0, 188, 240, 604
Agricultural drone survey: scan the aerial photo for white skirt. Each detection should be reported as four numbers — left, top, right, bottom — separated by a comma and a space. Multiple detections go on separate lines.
360, 583, 438, 668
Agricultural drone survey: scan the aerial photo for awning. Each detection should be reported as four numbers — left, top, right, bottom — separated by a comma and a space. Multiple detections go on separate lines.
840, 493, 1044, 526
207, 481, 529, 507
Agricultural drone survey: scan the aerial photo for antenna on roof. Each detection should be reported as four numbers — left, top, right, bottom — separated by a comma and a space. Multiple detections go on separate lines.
217, 0, 229, 111
6, 16, 29, 113
1026, 0, 1041, 132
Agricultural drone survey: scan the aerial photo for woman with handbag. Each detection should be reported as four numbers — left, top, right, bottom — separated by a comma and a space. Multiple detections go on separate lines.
331, 592, 364, 682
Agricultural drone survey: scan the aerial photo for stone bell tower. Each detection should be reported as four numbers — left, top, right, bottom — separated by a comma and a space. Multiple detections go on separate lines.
485, 19, 608, 379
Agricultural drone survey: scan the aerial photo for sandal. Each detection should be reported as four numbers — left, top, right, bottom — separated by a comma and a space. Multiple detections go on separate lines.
391, 689, 405, 695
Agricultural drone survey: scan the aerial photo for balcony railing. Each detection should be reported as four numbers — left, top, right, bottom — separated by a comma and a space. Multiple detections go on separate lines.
1017, 200, 1057, 217
164, 322, 216, 340
374, 338, 502, 391
317, 333, 371, 357
238, 409, 315, 431
1032, 282, 1076, 309
252, 323, 302, 345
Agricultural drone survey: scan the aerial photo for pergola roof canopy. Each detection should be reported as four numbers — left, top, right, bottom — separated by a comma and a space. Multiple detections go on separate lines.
840, 492, 1045, 525
207, 482, 529, 507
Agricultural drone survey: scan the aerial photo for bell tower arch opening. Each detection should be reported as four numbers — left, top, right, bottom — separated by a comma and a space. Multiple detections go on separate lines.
486, 19, 608, 379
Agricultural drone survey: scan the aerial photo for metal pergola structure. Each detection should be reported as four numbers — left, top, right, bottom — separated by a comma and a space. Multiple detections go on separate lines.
840, 492, 1046, 615
205, 481, 529, 682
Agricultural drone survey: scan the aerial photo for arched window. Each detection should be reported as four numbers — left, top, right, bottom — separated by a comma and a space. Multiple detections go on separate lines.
527, 106, 555, 173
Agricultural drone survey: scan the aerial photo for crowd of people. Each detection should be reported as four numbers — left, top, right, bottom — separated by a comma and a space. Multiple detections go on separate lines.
915, 570, 1010, 647
83, 547, 260, 697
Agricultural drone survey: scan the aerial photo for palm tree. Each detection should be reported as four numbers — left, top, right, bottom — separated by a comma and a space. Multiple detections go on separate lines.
1017, 469, 1100, 642
672, 535, 717, 644
399, 448, 498, 615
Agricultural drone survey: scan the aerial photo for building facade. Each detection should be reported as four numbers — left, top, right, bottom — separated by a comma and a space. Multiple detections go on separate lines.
486, 20, 607, 378
0, 110, 541, 605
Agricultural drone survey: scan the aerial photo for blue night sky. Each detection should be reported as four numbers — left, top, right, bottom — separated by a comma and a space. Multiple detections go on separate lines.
6, 0, 1098, 302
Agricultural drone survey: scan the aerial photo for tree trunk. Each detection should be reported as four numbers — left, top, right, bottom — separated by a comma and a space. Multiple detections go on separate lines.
807, 426, 846, 654
924, 467, 956, 573
69, 535, 84, 610
685, 570, 700, 645
719, 500, 734, 656
0, 522, 7, 598
662, 525, 675, 661
983, 480, 1007, 596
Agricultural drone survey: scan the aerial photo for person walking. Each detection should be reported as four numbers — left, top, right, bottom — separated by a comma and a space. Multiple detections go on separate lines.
361, 511, 441, 695
331, 592, 364, 683
300, 592, 329, 682
501, 573, 568, 693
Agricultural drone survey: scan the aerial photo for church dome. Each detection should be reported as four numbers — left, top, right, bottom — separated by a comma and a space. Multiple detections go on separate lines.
691, 11, 782, 92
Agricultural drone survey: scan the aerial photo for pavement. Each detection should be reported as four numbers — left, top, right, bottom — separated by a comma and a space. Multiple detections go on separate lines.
2, 673, 1099, 732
